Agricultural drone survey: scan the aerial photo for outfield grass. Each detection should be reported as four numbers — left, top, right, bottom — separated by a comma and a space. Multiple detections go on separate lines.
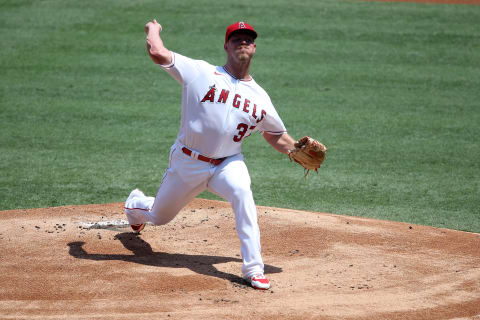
1, 0, 479, 232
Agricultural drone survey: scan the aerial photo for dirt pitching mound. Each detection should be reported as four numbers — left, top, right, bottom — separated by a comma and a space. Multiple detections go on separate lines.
1, 199, 479, 319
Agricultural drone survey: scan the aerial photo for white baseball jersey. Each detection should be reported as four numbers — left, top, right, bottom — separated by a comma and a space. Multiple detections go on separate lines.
160, 52, 287, 159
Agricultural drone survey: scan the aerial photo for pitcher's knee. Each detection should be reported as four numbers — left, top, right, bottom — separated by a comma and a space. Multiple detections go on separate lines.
149, 215, 173, 226
148, 209, 179, 225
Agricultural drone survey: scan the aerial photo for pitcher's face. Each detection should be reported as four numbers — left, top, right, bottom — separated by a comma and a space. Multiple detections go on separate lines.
225, 33, 256, 63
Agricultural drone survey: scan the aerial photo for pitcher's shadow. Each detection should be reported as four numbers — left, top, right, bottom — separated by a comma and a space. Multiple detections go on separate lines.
68, 232, 282, 285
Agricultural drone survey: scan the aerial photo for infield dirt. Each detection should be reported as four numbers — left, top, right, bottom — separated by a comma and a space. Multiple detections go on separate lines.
1, 199, 479, 319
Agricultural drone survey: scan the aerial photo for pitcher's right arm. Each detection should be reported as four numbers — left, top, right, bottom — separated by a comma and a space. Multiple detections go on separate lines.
145, 19, 172, 65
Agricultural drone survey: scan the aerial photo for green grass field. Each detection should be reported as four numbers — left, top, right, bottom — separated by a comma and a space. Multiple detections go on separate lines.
1, 0, 479, 232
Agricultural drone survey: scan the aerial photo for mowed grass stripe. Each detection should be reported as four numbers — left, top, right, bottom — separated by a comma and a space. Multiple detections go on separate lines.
0, 0, 479, 232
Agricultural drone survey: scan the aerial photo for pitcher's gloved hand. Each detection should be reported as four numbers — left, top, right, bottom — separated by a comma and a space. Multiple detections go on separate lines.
288, 136, 327, 177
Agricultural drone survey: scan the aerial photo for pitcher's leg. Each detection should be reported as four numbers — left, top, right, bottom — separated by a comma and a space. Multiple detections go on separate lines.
208, 155, 264, 278
148, 169, 206, 225
125, 167, 207, 226
125, 146, 209, 226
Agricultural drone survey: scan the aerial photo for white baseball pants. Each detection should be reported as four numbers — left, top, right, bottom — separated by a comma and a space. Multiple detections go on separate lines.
125, 142, 264, 278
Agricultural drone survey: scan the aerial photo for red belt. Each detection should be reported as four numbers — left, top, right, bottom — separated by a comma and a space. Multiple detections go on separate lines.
182, 147, 226, 166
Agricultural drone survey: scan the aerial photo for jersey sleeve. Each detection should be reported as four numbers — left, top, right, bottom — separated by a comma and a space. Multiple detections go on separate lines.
159, 52, 202, 86
256, 101, 287, 135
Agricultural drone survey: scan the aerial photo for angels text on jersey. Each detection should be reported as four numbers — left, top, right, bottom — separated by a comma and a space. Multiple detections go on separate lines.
200, 84, 267, 142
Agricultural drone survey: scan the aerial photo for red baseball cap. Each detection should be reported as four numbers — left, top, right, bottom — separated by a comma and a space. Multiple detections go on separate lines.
225, 21, 258, 43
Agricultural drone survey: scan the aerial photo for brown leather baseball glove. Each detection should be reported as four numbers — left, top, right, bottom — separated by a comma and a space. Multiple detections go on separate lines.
288, 136, 327, 177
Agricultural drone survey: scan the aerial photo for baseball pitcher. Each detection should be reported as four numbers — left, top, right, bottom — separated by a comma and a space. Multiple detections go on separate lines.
124, 20, 326, 290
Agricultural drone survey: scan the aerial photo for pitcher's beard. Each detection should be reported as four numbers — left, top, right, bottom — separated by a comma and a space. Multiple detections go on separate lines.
237, 52, 250, 61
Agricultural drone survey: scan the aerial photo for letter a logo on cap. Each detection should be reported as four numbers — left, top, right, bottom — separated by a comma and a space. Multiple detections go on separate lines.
239, 22, 246, 29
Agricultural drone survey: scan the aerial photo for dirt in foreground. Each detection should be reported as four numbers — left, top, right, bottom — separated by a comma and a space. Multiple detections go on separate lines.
1, 199, 479, 320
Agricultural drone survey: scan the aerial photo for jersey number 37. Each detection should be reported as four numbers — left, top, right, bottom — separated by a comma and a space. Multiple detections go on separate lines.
233, 123, 256, 142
